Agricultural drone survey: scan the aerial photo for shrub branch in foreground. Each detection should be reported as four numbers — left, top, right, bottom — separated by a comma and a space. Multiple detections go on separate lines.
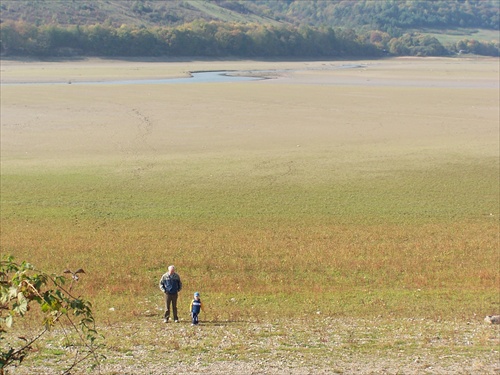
0, 256, 103, 374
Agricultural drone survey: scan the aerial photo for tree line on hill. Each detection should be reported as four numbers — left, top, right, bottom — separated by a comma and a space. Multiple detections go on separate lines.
1, 20, 498, 58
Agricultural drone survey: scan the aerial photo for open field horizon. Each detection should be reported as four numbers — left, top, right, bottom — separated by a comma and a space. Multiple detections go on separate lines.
1, 57, 499, 374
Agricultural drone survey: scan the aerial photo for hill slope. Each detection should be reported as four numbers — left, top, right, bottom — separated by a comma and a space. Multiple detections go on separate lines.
1, 0, 498, 31
0, 0, 280, 27
1, 1, 498, 58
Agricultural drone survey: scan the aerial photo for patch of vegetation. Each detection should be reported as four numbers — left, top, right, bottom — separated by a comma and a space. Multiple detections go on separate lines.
0, 257, 103, 374
1, 1, 498, 58
1, 157, 498, 324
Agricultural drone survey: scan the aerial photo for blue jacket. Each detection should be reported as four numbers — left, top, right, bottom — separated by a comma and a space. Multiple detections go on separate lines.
190, 299, 203, 314
159, 272, 182, 294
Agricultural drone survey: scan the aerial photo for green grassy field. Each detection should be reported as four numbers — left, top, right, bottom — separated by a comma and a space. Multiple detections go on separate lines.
1, 154, 498, 320
1, 57, 499, 373
420, 28, 500, 44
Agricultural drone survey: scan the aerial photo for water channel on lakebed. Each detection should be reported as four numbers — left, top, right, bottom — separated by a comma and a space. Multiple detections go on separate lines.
1, 65, 367, 86
1, 71, 265, 86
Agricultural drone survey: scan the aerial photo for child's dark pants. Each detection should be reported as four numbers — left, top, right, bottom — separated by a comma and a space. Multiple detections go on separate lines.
192, 312, 199, 325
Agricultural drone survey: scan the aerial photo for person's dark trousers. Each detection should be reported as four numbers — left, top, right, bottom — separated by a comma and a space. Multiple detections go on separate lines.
165, 293, 179, 321
192, 312, 199, 325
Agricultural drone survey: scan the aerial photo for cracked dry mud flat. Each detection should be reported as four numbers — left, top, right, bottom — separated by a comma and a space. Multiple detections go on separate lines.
8, 317, 500, 374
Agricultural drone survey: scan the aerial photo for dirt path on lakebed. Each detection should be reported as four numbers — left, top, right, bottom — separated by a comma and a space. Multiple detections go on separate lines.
8, 317, 500, 375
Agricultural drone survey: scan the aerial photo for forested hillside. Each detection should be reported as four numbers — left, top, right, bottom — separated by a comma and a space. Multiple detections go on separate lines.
1, 0, 498, 30
0, 0, 498, 58
257, 0, 499, 31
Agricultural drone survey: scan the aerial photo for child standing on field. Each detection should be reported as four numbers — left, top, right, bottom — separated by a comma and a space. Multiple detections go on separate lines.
190, 292, 204, 326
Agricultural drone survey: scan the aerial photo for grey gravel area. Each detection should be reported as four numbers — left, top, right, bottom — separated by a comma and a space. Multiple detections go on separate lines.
5, 317, 500, 374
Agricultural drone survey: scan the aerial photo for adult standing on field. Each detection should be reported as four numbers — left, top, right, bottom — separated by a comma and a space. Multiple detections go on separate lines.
159, 265, 182, 323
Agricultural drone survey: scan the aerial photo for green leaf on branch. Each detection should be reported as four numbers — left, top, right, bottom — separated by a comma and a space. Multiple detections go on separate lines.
13, 293, 28, 316
41, 301, 51, 313
5, 315, 13, 328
